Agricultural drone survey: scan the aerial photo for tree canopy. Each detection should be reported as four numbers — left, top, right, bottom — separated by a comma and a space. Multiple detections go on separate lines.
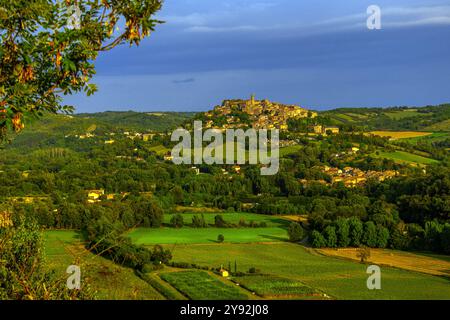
0, 0, 163, 139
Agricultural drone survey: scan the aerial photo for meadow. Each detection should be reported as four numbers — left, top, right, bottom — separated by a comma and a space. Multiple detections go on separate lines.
159, 271, 248, 300
372, 150, 438, 165
128, 213, 290, 245
44, 230, 164, 300
128, 226, 288, 245
170, 243, 450, 300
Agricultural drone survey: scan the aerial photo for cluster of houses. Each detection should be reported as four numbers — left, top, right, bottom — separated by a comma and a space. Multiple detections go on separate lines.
300, 166, 398, 188
123, 132, 157, 141
323, 166, 399, 187
204, 95, 317, 131
66, 131, 157, 144
86, 189, 154, 203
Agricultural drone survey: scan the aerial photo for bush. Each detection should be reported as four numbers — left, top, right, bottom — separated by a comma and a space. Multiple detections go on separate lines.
348, 217, 363, 247
287, 222, 304, 242
248, 267, 260, 274
324, 226, 337, 248
192, 214, 208, 228
142, 263, 164, 273
215, 215, 227, 228
238, 218, 247, 227
311, 230, 327, 248
362, 221, 377, 247
150, 245, 172, 265
335, 218, 350, 247
356, 246, 371, 263
217, 234, 225, 243
376, 225, 390, 248
441, 224, 450, 255
170, 214, 184, 228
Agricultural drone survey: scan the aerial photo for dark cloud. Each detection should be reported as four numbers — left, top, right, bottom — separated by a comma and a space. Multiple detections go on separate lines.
67, 1, 450, 111
172, 78, 196, 84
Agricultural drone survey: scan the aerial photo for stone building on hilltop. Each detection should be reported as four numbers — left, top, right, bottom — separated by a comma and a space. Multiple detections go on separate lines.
207, 95, 317, 130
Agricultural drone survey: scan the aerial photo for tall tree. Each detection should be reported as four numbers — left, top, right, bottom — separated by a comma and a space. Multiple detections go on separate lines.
0, 0, 163, 139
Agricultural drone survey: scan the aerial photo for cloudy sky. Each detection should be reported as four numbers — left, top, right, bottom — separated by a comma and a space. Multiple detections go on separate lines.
66, 0, 450, 112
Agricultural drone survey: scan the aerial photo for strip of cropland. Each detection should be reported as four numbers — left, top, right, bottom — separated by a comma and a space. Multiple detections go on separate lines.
169, 242, 450, 300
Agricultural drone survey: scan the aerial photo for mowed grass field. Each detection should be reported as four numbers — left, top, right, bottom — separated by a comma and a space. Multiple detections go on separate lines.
369, 131, 433, 140
159, 271, 248, 300
372, 150, 438, 165
44, 230, 164, 300
129, 213, 290, 245
317, 248, 450, 277
170, 243, 450, 300
129, 226, 288, 245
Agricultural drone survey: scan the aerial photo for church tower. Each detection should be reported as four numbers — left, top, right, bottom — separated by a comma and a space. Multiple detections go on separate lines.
250, 94, 255, 105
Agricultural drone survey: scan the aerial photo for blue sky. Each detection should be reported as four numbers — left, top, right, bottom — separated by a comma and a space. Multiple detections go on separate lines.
66, 0, 450, 112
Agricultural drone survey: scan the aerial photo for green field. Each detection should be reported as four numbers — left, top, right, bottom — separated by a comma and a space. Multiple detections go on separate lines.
128, 213, 289, 245
159, 271, 248, 300
147, 144, 171, 156
234, 275, 320, 298
170, 243, 450, 300
128, 226, 288, 245
372, 150, 438, 165
44, 230, 164, 300
405, 132, 449, 143
384, 110, 422, 120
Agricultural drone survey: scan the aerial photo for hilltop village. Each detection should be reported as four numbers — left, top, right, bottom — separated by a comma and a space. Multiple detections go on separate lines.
202, 95, 318, 130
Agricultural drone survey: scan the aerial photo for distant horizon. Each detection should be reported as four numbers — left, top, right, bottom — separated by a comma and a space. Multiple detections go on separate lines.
71, 101, 450, 114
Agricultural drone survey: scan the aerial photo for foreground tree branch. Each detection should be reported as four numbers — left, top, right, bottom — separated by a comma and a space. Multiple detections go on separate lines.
0, 0, 163, 140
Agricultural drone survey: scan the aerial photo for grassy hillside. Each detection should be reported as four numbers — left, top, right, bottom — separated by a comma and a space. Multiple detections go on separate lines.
6, 111, 195, 150
44, 230, 164, 300
75, 111, 196, 132
322, 104, 450, 131
371, 150, 439, 165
